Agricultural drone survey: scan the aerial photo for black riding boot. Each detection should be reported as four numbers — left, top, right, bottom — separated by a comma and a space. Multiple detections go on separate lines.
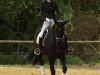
39, 37, 44, 50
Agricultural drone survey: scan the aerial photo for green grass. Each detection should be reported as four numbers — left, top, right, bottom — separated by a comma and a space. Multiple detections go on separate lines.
0, 53, 13, 64
0, 53, 99, 65
66, 55, 84, 65
0, 53, 24, 65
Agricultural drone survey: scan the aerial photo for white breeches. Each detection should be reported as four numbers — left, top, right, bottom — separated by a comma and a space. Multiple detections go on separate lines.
36, 18, 55, 44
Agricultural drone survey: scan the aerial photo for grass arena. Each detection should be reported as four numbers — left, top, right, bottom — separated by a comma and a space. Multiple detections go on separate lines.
0, 64, 100, 75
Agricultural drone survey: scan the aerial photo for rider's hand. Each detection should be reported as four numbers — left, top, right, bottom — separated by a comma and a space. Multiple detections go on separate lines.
46, 18, 51, 22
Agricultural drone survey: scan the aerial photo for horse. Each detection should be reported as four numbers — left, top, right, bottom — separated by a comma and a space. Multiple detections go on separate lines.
28, 20, 68, 75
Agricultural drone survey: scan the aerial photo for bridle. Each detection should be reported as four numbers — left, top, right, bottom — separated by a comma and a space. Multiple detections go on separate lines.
55, 20, 65, 41
55, 36, 65, 40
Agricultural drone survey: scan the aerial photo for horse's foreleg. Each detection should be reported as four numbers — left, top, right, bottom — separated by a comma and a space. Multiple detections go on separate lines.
40, 65, 46, 75
38, 54, 46, 75
59, 55, 67, 75
48, 57, 56, 75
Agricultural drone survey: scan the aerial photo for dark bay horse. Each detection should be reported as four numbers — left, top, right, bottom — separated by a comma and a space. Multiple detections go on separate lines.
29, 20, 68, 75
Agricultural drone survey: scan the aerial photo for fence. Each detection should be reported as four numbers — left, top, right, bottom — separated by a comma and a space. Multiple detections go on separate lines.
0, 40, 100, 43
0, 40, 100, 64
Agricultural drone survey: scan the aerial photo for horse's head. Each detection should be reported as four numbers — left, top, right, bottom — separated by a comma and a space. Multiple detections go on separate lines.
55, 20, 67, 40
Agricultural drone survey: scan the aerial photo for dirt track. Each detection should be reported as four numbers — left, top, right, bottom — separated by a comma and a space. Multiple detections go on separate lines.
0, 65, 100, 75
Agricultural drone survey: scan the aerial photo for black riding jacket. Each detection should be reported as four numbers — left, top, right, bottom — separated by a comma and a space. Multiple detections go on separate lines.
41, 0, 59, 20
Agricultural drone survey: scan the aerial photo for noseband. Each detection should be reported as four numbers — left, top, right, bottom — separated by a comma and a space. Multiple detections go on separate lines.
55, 36, 65, 41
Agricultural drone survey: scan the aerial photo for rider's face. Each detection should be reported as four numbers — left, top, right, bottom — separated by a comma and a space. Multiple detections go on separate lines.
47, 0, 51, 3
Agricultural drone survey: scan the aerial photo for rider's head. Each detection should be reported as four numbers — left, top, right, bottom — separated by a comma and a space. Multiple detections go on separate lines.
47, 0, 52, 3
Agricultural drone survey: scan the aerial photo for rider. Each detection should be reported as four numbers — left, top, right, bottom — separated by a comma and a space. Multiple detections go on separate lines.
36, 0, 68, 53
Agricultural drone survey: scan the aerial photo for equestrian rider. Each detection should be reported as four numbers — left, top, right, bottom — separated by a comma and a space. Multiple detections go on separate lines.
36, 0, 68, 53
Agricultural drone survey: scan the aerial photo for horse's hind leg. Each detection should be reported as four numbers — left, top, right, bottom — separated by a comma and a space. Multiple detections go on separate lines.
48, 57, 56, 75
59, 55, 67, 75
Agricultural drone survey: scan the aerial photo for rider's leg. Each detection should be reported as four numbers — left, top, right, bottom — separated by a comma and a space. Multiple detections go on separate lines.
37, 21, 50, 44
36, 20, 51, 50
36, 18, 54, 44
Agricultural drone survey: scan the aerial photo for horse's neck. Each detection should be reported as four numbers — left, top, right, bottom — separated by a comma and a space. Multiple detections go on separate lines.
48, 25, 55, 38
44, 25, 56, 45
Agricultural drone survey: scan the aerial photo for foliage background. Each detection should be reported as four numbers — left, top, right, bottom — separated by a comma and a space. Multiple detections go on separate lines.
0, 0, 100, 63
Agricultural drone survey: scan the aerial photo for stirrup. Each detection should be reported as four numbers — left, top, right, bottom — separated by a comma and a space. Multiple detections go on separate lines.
34, 48, 41, 55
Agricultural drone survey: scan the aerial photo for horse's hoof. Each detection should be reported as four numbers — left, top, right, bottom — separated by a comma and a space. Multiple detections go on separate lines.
34, 48, 41, 55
